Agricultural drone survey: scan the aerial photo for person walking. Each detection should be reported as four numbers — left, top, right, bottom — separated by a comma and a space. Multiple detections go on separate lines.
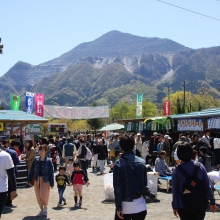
5, 141, 20, 209
25, 140, 36, 175
27, 145, 54, 217
172, 143, 216, 220
55, 166, 70, 207
62, 138, 76, 167
77, 138, 88, 175
135, 133, 142, 156
163, 135, 171, 165
113, 135, 147, 220
0, 149, 17, 218
213, 133, 220, 170
97, 139, 108, 175
70, 161, 90, 207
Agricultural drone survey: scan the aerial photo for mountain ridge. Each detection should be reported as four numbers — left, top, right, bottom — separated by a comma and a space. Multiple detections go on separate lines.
0, 31, 219, 109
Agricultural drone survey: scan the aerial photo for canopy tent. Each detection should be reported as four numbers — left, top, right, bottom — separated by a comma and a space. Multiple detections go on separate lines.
99, 123, 124, 131
0, 110, 48, 136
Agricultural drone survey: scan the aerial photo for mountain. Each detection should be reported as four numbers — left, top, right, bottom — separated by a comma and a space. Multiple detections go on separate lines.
1, 30, 220, 109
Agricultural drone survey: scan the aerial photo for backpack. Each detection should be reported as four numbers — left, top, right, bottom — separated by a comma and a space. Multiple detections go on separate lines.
85, 146, 92, 160
177, 162, 208, 212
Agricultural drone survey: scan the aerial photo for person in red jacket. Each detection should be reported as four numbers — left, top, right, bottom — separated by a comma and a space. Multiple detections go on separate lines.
70, 161, 90, 207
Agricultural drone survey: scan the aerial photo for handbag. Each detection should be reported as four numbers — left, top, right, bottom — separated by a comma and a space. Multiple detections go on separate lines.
121, 156, 155, 200
30, 159, 36, 186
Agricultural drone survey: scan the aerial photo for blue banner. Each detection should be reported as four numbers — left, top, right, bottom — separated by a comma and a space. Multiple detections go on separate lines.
26, 92, 35, 114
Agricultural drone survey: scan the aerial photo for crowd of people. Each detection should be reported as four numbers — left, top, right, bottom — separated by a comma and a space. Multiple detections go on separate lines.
0, 129, 219, 219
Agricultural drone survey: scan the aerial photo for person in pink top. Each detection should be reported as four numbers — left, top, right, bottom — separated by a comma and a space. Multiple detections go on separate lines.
70, 161, 90, 207
66, 158, 74, 181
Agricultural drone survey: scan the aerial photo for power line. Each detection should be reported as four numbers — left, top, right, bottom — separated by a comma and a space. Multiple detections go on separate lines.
157, 0, 220, 22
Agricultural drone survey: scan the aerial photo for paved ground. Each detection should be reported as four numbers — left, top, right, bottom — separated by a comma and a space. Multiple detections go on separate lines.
2, 167, 220, 220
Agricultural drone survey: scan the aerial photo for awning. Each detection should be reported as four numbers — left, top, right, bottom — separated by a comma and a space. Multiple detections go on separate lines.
99, 123, 124, 131
169, 108, 220, 119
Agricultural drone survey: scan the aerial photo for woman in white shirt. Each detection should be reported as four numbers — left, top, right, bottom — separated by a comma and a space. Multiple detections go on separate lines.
142, 137, 149, 163
0, 149, 17, 218
213, 134, 220, 170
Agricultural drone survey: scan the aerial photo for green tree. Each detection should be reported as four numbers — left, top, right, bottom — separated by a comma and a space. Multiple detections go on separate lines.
111, 99, 156, 119
87, 101, 104, 132
163, 90, 220, 114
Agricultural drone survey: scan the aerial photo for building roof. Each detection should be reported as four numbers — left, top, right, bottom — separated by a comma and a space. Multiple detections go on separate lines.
169, 108, 220, 119
0, 110, 48, 123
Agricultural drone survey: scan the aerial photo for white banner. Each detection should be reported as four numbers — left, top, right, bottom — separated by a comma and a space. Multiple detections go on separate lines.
44, 105, 109, 119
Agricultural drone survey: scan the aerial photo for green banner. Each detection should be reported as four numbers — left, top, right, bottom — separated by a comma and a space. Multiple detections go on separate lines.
136, 94, 143, 118
124, 119, 175, 132
10, 94, 20, 110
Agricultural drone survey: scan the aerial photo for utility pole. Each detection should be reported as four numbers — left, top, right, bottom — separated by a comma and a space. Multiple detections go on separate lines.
168, 86, 170, 102
183, 80, 186, 113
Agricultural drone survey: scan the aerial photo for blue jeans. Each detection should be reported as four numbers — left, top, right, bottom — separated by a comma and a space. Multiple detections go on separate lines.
80, 160, 88, 175
58, 187, 66, 204
99, 160, 105, 173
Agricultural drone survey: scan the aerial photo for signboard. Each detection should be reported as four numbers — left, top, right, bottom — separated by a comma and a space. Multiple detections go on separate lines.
177, 119, 203, 131
124, 120, 175, 131
208, 117, 220, 129
136, 94, 143, 118
0, 122, 4, 132
10, 94, 20, 110
44, 105, 109, 119
26, 124, 41, 133
164, 101, 170, 116
5, 127, 25, 136
26, 92, 35, 114
48, 123, 67, 133
35, 94, 44, 117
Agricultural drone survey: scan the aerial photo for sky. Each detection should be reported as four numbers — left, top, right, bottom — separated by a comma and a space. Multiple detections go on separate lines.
1, 0, 220, 76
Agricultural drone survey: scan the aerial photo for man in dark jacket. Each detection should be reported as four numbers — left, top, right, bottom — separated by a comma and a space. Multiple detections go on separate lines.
62, 138, 76, 167
113, 135, 147, 220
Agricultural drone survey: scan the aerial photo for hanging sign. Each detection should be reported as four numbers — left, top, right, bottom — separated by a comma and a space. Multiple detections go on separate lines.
136, 94, 143, 118
35, 94, 44, 117
208, 117, 220, 129
177, 119, 203, 131
164, 101, 170, 116
26, 92, 35, 114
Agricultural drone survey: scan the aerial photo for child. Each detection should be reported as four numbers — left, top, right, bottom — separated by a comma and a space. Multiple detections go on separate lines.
70, 161, 90, 207
198, 147, 212, 172
55, 166, 70, 207
66, 158, 74, 181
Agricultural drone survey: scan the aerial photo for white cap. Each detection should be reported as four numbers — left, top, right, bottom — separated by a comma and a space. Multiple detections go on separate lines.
137, 133, 141, 136
164, 135, 171, 139
153, 132, 158, 136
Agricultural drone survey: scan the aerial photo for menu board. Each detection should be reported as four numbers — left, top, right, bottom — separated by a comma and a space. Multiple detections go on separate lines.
177, 119, 203, 131
208, 117, 220, 129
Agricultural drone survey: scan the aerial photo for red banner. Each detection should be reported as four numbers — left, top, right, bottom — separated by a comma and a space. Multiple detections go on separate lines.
35, 94, 44, 117
164, 101, 170, 116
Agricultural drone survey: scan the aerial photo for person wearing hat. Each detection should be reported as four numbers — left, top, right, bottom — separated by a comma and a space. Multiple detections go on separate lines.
163, 135, 171, 165
135, 133, 142, 156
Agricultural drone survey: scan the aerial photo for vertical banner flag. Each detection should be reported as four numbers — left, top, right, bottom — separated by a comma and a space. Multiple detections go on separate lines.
10, 94, 20, 110
35, 94, 44, 117
136, 94, 143, 118
164, 101, 171, 116
26, 92, 35, 114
